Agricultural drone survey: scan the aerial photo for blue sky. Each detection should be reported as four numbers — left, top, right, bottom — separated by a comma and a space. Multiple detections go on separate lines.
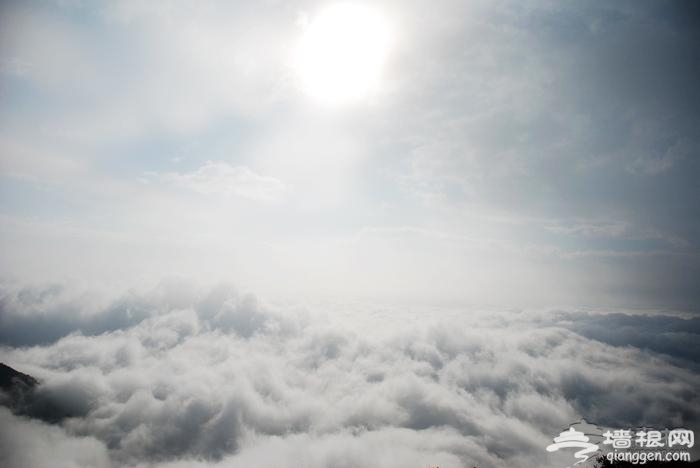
1, 0, 699, 310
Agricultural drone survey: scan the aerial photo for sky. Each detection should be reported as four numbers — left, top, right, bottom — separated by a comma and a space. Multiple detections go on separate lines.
1, 0, 698, 310
0, 1, 699, 468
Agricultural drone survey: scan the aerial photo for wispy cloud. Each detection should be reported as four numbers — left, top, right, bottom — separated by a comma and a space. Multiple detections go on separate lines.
161, 161, 285, 202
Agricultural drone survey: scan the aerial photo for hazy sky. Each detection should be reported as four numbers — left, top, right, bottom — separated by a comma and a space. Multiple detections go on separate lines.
1, 0, 699, 310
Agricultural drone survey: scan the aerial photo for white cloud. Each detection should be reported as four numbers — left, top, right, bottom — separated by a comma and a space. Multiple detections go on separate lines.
1, 282, 698, 468
0, 407, 110, 468
162, 161, 285, 202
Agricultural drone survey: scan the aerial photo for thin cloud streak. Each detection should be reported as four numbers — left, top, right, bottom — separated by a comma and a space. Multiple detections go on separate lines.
161, 161, 286, 202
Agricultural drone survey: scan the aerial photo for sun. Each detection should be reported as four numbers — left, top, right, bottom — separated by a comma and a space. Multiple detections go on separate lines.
296, 3, 392, 105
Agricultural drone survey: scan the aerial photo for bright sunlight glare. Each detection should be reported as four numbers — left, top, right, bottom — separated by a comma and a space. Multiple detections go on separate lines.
296, 3, 392, 105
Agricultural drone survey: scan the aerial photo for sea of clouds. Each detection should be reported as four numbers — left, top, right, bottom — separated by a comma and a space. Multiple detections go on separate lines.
1, 280, 698, 468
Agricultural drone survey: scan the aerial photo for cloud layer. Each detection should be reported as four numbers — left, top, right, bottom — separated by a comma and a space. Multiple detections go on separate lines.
1, 282, 698, 468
